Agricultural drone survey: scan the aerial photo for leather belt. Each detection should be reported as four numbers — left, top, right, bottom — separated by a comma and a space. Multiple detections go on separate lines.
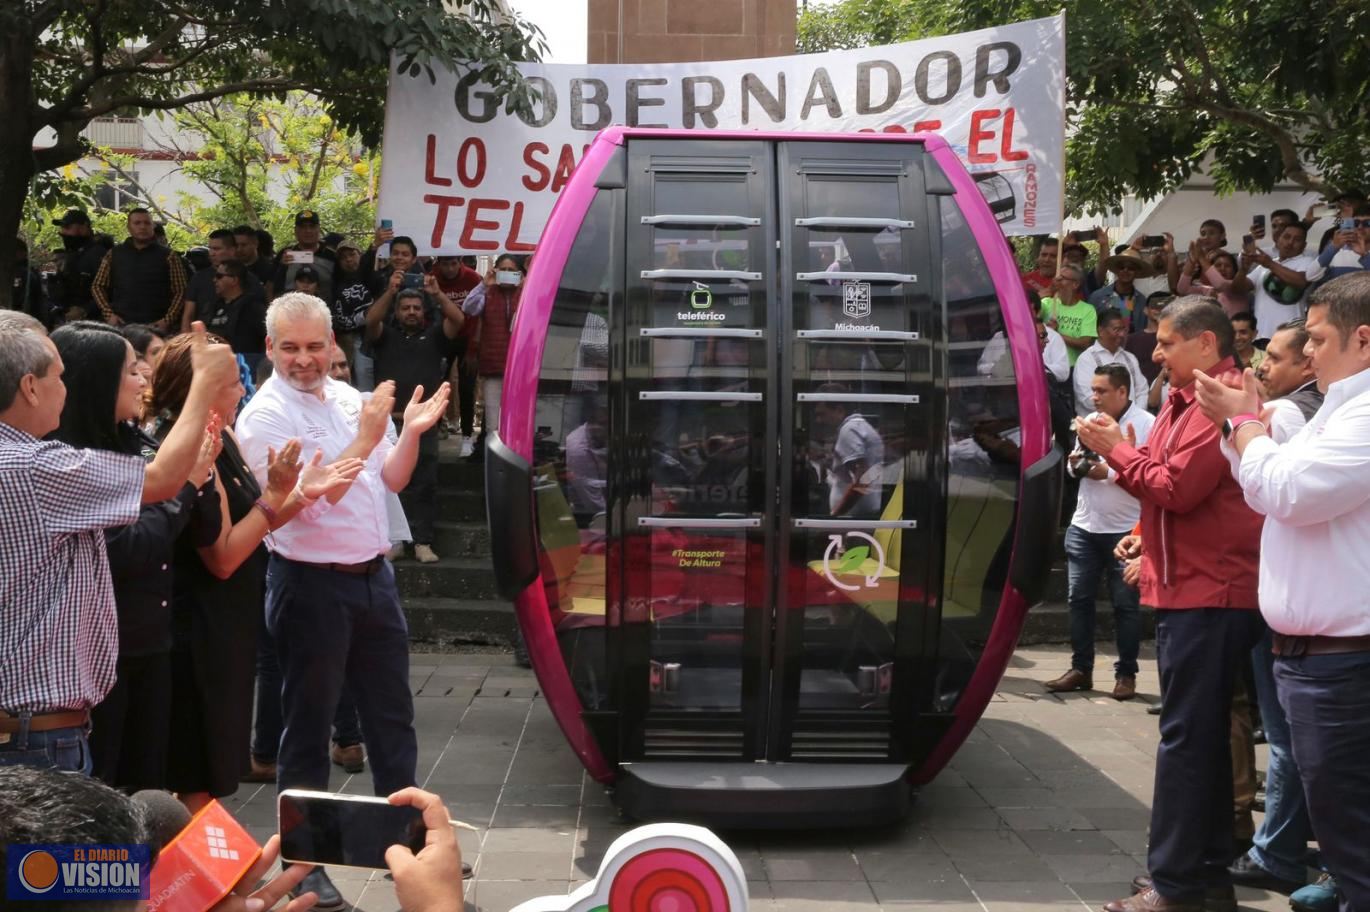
1272, 633, 1370, 657
0, 710, 90, 734
293, 556, 386, 575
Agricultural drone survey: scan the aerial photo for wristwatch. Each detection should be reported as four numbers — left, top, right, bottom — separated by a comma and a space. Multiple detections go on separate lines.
1222, 413, 1262, 439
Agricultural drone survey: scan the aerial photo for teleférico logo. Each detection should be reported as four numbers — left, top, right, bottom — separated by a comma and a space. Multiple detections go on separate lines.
6, 845, 151, 901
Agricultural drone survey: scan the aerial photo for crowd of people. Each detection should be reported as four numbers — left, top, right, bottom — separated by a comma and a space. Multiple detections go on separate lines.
1031, 197, 1369, 912
0, 207, 532, 909
3, 191, 1368, 912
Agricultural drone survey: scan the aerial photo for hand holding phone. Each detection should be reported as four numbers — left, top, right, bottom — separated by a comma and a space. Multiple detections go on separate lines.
279, 790, 426, 870
1141, 235, 1166, 249
383, 789, 464, 912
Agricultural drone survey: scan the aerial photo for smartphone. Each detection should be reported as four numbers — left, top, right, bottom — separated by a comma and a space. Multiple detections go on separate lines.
1243, 234, 1254, 247
402, 272, 425, 289
278, 790, 426, 870
1069, 229, 1094, 242
1253, 214, 1265, 230
380, 218, 393, 230
1342, 218, 1357, 232
1141, 235, 1166, 248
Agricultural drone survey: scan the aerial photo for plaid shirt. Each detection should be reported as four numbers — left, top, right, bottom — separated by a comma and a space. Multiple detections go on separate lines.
0, 424, 144, 712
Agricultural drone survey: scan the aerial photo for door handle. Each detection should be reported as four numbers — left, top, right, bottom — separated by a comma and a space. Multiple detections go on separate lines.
794, 518, 918, 530
638, 517, 761, 529
640, 268, 763, 281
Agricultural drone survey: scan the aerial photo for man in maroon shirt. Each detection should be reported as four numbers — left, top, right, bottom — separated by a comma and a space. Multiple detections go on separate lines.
1022, 237, 1059, 297
1077, 296, 1265, 912
432, 256, 482, 455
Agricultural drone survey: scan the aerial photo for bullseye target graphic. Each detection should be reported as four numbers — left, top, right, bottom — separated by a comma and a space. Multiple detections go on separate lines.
511, 824, 747, 912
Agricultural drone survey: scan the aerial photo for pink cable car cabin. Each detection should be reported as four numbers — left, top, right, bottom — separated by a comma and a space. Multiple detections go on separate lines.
485, 128, 1061, 826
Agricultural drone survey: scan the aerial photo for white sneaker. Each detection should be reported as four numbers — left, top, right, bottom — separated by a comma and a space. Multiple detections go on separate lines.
459, 437, 474, 458
414, 543, 440, 564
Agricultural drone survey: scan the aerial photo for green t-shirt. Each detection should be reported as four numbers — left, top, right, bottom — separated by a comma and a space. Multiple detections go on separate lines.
1040, 298, 1097, 365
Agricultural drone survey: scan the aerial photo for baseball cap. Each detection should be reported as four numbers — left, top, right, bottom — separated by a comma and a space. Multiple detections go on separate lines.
335, 239, 362, 253
294, 210, 320, 226
52, 209, 91, 227
295, 265, 320, 282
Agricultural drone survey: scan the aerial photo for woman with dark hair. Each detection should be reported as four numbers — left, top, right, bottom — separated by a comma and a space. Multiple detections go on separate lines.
461, 252, 525, 462
147, 333, 363, 810
49, 321, 221, 792
122, 324, 168, 385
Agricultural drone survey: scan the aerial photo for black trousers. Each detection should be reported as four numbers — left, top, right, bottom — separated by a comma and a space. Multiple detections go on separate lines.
452, 338, 476, 437
1276, 651, 1370, 912
1147, 608, 1265, 901
265, 556, 417, 795
89, 652, 172, 791
396, 421, 439, 545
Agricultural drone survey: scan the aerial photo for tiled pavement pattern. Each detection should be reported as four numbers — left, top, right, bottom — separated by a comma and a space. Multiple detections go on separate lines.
224, 644, 1297, 911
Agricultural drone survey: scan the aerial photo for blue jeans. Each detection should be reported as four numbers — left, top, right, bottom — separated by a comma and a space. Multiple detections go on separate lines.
1247, 630, 1312, 883
1276, 650, 1370, 912
1064, 525, 1141, 678
0, 719, 92, 774
266, 556, 416, 795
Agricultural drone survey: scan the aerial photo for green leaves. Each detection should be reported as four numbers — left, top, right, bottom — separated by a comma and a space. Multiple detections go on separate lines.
835, 545, 870, 574
798, 0, 1370, 208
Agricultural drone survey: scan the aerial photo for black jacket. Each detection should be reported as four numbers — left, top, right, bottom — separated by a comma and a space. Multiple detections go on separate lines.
104, 430, 221, 655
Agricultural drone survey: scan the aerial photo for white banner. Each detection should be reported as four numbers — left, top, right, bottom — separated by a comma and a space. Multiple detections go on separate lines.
378, 14, 1065, 253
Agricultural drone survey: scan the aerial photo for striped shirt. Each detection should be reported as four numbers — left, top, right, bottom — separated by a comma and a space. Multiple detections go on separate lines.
0, 424, 144, 712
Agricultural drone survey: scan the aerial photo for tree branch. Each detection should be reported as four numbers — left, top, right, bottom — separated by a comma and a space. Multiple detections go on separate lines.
303, 126, 334, 201
31, 121, 89, 172
71, 77, 321, 121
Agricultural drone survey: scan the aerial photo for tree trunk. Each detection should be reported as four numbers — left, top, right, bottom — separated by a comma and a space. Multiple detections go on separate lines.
0, 26, 37, 312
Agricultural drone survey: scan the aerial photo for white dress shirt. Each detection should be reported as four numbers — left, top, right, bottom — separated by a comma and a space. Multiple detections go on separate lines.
1069, 404, 1155, 533
1235, 368, 1370, 636
1071, 342, 1149, 417
1220, 391, 1310, 476
237, 375, 394, 564
1248, 253, 1325, 341
978, 329, 1069, 383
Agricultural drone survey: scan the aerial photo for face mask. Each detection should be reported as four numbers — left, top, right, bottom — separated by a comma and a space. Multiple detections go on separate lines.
496, 270, 522, 287
61, 235, 85, 251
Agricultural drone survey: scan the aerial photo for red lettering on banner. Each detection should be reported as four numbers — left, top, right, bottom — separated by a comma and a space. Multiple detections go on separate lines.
968, 109, 1000, 163
457, 137, 487, 188
550, 144, 579, 193
424, 193, 466, 247
999, 107, 1029, 161
913, 120, 942, 132
522, 143, 551, 191
968, 108, 1028, 164
505, 202, 537, 252
459, 198, 508, 251
424, 135, 452, 187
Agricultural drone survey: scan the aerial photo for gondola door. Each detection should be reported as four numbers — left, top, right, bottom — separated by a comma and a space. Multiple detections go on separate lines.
616, 138, 942, 767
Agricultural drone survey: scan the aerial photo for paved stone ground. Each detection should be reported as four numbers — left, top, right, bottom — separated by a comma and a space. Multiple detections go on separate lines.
225, 643, 1296, 912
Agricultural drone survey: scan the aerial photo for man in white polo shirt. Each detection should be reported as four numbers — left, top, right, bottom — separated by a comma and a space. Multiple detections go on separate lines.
1047, 363, 1155, 700
237, 292, 449, 910
1195, 272, 1370, 912
1072, 307, 1149, 418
